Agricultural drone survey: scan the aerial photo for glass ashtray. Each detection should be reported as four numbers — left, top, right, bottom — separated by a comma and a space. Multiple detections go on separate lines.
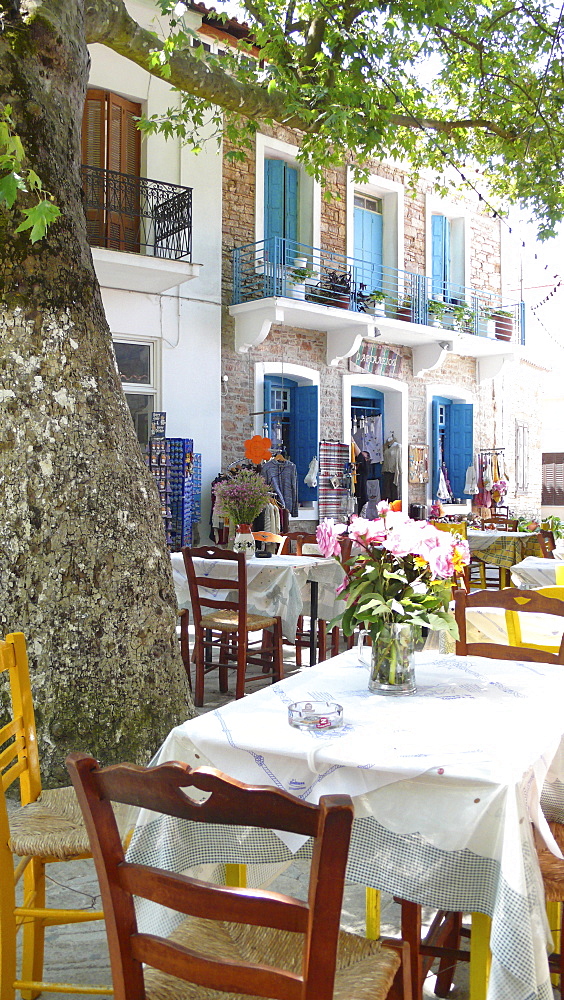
288, 700, 343, 731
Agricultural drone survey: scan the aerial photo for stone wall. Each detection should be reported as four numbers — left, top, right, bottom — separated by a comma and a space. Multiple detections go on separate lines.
220, 129, 538, 516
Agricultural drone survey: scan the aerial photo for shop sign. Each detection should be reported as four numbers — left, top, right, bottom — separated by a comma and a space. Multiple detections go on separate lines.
352, 342, 401, 376
150, 411, 167, 438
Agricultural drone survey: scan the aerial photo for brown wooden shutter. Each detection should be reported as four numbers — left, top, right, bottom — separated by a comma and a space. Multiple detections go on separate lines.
542, 453, 564, 505
82, 90, 141, 252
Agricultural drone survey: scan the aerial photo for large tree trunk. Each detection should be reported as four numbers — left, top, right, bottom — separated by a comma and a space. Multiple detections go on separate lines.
0, 0, 192, 785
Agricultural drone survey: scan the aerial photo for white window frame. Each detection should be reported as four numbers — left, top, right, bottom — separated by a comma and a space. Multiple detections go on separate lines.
516, 420, 529, 493
346, 167, 404, 273
255, 133, 321, 250
425, 194, 469, 296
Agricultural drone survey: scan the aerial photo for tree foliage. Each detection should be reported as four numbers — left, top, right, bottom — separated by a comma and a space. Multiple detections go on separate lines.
84, 0, 564, 238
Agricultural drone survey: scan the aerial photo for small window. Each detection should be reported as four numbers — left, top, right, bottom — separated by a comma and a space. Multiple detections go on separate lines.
114, 341, 156, 448
515, 420, 529, 493
191, 37, 212, 52
354, 194, 382, 214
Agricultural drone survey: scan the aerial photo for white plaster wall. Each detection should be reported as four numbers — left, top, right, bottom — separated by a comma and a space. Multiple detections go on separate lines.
87, 2, 223, 534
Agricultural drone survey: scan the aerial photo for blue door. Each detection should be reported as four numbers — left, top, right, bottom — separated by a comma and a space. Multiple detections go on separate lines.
354, 203, 383, 294
447, 404, 473, 499
264, 158, 298, 263
290, 385, 318, 502
431, 215, 450, 300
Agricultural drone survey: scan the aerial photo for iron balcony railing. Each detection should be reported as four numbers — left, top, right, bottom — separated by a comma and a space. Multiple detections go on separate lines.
232, 237, 525, 344
81, 165, 193, 261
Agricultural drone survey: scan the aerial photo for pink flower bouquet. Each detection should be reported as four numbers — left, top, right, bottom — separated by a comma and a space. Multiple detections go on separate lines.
316, 505, 469, 644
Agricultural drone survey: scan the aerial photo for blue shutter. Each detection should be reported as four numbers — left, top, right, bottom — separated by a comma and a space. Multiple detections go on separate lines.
284, 165, 298, 262
263, 376, 276, 440
431, 215, 447, 298
447, 404, 473, 499
354, 206, 383, 292
431, 398, 442, 498
264, 159, 285, 244
290, 385, 318, 502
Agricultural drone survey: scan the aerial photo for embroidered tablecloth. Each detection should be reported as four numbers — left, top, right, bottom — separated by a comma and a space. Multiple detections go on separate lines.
171, 552, 344, 641
510, 556, 564, 590
128, 649, 564, 1000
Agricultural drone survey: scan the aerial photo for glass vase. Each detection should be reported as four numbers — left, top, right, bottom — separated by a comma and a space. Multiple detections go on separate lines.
233, 524, 255, 559
358, 623, 416, 695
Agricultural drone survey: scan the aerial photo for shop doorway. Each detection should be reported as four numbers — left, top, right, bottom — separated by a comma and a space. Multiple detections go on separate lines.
351, 386, 384, 505
431, 396, 473, 501
263, 375, 318, 503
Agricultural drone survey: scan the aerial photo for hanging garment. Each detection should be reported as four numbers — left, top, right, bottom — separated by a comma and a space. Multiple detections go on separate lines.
382, 440, 402, 486
366, 479, 381, 502
482, 454, 494, 491
260, 459, 299, 516
304, 456, 319, 488
492, 452, 500, 483
463, 465, 479, 495
437, 467, 451, 501
497, 452, 508, 481
362, 415, 383, 464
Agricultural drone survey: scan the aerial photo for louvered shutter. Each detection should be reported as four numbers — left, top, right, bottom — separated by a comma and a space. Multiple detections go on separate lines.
82, 91, 107, 245
542, 453, 564, 505
82, 90, 141, 252
515, 421, 529, 493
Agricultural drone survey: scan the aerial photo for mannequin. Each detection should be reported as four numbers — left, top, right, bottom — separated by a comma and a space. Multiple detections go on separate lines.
381, 433, 401, 501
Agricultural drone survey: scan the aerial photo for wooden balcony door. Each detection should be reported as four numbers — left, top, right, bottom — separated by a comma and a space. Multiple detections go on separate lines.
82, 90, 141, 252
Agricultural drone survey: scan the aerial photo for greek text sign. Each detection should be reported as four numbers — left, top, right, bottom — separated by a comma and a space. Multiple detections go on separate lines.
352, 342, 401, 376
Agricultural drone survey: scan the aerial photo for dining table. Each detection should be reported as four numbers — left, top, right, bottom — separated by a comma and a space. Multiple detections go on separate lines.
467, 528, 541, 570
170, 551, 345, 664
127, 647, 564, 1000
510, 555, 564, 590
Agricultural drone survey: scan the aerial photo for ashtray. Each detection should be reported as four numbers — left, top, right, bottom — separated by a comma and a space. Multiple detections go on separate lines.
288, 700, 343, 731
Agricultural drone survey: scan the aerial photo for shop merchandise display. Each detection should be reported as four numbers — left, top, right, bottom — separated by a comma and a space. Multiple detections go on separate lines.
381, 433, 402, 501
147, 437, 201, 551
260, 456, 299, 517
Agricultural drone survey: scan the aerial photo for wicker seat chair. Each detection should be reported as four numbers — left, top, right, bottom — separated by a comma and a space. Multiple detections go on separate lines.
67, 754, 412, 1000
182, 545, 283, 706
0, 632, 129, 1000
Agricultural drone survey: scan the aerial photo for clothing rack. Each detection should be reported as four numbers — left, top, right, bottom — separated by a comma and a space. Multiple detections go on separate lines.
478, 448, 505, 454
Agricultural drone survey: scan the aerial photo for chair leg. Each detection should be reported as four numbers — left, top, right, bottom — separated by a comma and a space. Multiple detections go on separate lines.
331, 626, 340, 658
193, 627, 205, 707
400, 899, 423, 1000
1, 841, 17, 1000
179, 610, 191, 690
295, 616, 304, 666
21, 857, 46, 1000
272, 619, 284, 684
469, 912, 491, 1000
434, 911, 463, 997
218, 634, 229, 693
235, 629, 247, 700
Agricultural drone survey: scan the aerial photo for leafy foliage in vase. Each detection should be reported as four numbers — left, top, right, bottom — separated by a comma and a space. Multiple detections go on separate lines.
214, 470, 272, 525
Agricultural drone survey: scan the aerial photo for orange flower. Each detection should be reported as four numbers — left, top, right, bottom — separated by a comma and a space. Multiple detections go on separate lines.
390, 499, 402, 512
244, 435, 272, 463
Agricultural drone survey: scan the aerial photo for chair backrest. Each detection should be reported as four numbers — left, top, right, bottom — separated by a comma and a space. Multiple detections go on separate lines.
431, 521, 468, 539
252, 531, 285, 553
454, 588, 564, 662
182, 546, 247, 630
0, 632, 41, 807
481, 516, 518, 531
279, 531, 309, 555
66, 754, 354, 1000
539, 530, 556, 558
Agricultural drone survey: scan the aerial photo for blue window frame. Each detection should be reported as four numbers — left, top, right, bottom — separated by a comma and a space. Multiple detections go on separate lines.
264, 376, 318, 502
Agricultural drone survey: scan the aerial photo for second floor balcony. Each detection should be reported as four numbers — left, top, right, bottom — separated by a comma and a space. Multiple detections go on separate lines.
230, 238, 524, 378
81, 165, 200, 293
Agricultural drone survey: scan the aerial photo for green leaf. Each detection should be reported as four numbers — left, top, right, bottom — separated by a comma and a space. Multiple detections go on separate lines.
0, 172, 18, 208
15, 201, 60, 242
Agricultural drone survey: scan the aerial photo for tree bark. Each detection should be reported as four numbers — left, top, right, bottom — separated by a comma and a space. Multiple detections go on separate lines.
0, 0, 192, 785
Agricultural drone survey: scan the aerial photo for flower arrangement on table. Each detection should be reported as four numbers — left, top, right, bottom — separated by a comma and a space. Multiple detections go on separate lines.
316, 504, 470, 689
214, 469, 272, 528
490, 479, 508, 504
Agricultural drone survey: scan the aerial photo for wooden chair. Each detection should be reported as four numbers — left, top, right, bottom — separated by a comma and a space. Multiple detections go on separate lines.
480, 515, 518, 531
252, 530, 285, 552
182, 546, 283, 706
454, 587, 564, 662
540, 529, 557, 558
0, 632, 126, 1000
66, 754, 412, 1000
475, 517, 517, 589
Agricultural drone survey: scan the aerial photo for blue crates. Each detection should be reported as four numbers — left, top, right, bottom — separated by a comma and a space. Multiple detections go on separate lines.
166, 438, 199, 551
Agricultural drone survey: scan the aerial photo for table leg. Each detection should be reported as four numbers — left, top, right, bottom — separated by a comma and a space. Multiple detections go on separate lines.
225, 864, 247, 888
308, 581, 319, 667
469, 912, 491, 1000
365, 886, 381, 940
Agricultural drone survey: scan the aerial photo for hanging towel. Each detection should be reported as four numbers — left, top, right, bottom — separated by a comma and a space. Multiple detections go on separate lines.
437, 467, 451, 500
482, 455, 494, 491
304, 456, 319, 488
464, 465, 479, 495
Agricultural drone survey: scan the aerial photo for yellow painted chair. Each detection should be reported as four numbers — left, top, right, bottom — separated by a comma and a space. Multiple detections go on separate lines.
0, 632, 129, 999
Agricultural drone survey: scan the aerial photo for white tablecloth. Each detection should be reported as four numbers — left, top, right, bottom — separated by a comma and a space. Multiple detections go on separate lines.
511, 556, 564, 589
128, 649, 564, 1000
171, 552, 344, 640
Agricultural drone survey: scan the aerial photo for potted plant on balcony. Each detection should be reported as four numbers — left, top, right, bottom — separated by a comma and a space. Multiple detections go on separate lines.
316, 269, 352, 309
479, 305, 496, 338
358, 285, 386, 317
288, 263, 315, 300
397, 295, 412, 321
493, 309, 513, 341
428, 299, 446, 328
452, 303, 475, 333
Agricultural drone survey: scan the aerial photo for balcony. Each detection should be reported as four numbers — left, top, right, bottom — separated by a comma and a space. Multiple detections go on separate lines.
81, 165, 201, 293
230, 239, 524, 379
